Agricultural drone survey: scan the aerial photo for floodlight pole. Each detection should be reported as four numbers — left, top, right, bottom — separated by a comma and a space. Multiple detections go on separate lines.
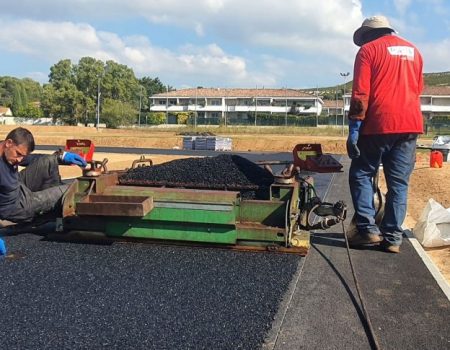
340, 72, 350, 136
96, 77, 101, 131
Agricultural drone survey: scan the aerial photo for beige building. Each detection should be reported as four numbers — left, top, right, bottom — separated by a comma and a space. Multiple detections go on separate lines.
150, 88, 323, 124
343, 85, 450, 120
0, 107, 14, 125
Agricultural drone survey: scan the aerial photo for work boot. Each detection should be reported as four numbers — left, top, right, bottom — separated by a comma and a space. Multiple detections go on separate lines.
380, 240, 400, 254
348, 233, 382, 247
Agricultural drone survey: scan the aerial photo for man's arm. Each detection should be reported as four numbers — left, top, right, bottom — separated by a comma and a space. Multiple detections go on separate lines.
349, 48, 371, 121
347, 48, 371, 159
19, 154, 47, 167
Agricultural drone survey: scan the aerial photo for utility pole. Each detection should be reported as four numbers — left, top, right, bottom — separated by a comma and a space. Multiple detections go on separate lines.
138, 88, 142, 127
195, 87, 198, 129
335, 88, 338, 127
285, 87, 288, 127
340, 72, 350, 136
166, 85, 169, 125
96, 77, 101, 131
147, 88, 151, 126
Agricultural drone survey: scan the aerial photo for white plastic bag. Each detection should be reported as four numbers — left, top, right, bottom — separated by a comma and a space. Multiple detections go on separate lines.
413, 199, 450, 248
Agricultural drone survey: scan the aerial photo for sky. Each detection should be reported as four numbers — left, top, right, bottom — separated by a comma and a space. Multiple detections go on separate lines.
0, 0, 449, 89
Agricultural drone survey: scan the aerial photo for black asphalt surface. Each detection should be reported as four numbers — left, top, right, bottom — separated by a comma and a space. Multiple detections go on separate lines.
270, 158, 450, 350
1, 149, 449, 349
0, 235, 299, 350
36, 144, 271, 158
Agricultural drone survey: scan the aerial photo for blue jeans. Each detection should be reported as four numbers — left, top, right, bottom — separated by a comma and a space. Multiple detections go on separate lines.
349, 134, 417, 245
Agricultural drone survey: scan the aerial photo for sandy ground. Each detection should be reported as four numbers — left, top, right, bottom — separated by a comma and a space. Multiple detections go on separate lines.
4, 125, 449, 285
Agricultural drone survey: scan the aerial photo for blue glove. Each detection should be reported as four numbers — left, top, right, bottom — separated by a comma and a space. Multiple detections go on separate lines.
346, 120, 362, 159
0, 238, 6, 256
61, 152, 87, 167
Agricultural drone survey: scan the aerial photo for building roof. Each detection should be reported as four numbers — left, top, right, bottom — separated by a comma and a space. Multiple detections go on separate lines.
422, 85, 450, 96
322, 99, 344, 108
0, 106, 12, 114
153, 88, 316, 99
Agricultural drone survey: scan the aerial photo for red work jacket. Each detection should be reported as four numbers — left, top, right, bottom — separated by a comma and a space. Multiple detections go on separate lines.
350, 34, 424, 135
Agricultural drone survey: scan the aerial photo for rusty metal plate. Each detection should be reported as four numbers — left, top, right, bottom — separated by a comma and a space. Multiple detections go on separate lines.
76, 195, 153, 217
118, 178, 258, 191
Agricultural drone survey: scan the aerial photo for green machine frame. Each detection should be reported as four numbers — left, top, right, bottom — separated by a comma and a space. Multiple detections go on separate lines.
60, 172, 313, 254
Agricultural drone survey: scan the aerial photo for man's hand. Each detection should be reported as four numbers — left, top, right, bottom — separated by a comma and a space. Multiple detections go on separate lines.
346, 120, 362, 159
60, 152, 87, 167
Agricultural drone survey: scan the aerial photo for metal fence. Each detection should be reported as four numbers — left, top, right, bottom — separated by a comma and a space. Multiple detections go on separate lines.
185, 114, 347, 127
425, 123, 450, 136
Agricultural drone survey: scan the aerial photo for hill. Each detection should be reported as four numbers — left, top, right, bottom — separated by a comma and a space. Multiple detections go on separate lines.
423, 71, 450, 86
302, 71, 450, 98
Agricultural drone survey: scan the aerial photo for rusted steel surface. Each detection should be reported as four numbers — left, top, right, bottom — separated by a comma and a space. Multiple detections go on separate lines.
82, 158, 109, 177
47, 231, 308, 255
76, 195, 153, 217
118, 178, 259, 191
62, 181, 78, 217
103, 185, 240, 203
79, 173, 118, 194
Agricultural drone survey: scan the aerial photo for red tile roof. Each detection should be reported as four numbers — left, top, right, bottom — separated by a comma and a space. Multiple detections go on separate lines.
0, 107, 11, 114
153, 88, 316, 98
422, 85, 450, 96
322, 99, 344, 107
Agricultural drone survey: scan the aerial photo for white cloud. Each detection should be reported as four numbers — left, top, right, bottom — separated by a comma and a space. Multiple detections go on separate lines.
0, 0, 367, 87
0, 18, 258, 86
394, 0, 412, 15
2, 0, 449, 87
418, 39, 450, 73
3, 1, 364, 47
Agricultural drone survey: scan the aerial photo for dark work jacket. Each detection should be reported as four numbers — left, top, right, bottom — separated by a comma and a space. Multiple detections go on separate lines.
0, 153, 42, 218
0, 154, 20, 218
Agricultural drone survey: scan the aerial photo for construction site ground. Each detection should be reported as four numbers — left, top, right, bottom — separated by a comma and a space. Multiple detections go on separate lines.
16, 125, 447, 285
1, 126, 449, 349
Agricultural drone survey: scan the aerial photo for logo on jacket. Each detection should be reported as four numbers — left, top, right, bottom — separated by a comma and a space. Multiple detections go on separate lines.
388, 46, 414, 61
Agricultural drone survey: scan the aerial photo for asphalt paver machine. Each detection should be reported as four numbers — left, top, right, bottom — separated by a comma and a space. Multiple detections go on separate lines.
57, 144, 346, 255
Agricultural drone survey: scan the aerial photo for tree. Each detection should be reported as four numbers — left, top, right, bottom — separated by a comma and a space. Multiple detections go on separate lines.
15, 103, 44, 119
74, 57, 104, 99
102, 60, 140, 102
21, 78, 42, 101
12, 84, 28, 115
139, 77, 170, 95
139, 77, 174, 116
146, 112, 166, 125
74, 57, 105, 124
0, 77, 42, 111
49, 59, 74, 89
101, 98, 137, 128
42, 57, 173, 126
41, 82, 84, 125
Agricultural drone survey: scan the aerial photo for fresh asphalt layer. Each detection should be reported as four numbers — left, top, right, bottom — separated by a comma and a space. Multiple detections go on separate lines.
1, 150, 450, 349
269, 158, 450, 350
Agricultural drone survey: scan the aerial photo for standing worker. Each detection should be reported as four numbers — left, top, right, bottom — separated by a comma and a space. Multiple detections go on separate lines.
0, 127, 87, 255
347, 15, 423, 253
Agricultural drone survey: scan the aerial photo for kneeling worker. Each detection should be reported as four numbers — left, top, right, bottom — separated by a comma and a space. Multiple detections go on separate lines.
0, 127, 87, 255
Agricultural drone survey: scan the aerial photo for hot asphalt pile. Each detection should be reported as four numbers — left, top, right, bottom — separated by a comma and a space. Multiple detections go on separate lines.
120, 154, 274, 199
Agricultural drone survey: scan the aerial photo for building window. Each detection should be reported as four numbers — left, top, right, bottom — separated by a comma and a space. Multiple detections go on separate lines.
257, 99, 270, 106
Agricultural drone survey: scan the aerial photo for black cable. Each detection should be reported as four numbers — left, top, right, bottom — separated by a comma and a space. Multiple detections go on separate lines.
341, 221, 381, 350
